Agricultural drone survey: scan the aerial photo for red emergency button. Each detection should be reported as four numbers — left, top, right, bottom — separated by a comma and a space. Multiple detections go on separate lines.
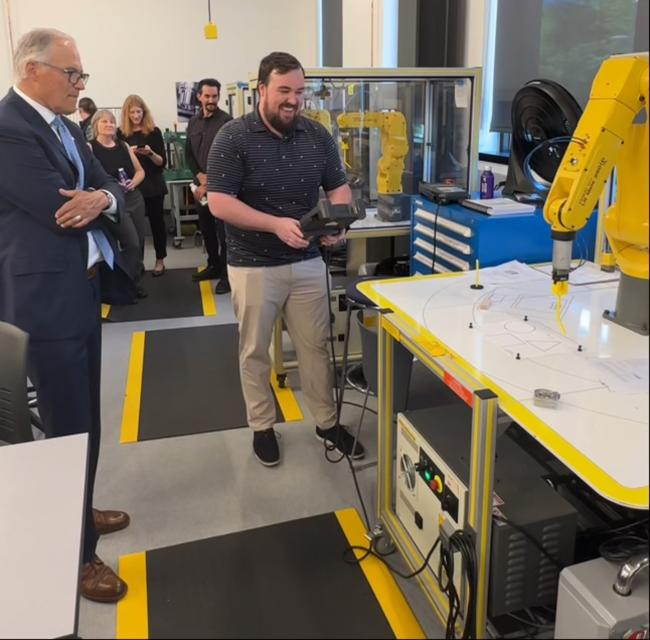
430, 475, 444, 494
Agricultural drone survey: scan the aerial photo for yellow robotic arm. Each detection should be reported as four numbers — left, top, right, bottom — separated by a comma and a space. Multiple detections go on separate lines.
336, 111, 409, 194
302, 109, 333, 134
543, 53, 649, 334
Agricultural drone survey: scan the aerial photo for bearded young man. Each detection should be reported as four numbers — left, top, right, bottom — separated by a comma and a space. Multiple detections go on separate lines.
186, 78, 232, 293
207, 51, 365, 467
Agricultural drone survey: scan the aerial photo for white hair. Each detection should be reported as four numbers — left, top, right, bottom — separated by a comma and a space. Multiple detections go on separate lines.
13, 28, 75, 81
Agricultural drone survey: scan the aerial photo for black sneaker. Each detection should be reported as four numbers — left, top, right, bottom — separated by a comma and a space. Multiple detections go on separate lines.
214, 278, 231, 295
316, 425, 365, 460
253, 428, 280, 466
192, 266, 220, 282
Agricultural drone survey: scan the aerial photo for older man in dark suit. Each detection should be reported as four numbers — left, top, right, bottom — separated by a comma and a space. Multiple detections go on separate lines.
0, 28, 133, 603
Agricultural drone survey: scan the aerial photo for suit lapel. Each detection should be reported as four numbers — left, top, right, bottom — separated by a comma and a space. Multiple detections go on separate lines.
7, 89, 80, 187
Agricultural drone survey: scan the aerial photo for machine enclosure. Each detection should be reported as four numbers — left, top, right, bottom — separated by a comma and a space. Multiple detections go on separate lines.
396, 404, 578, 618
554, 557, 649, 639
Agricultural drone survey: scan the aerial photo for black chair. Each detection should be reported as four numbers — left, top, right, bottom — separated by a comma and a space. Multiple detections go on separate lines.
0, 321, 33, 444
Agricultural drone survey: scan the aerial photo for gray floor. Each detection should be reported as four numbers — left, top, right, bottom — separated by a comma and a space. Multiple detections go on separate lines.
79, 234, 446, 638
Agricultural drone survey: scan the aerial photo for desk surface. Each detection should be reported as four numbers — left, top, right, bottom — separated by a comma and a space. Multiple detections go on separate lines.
0, 434, 88, 639
348, 208, 410, 238
360, 262, 649, 508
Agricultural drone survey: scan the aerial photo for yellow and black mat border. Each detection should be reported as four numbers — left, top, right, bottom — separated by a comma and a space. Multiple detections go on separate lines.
117, 508, 424, 639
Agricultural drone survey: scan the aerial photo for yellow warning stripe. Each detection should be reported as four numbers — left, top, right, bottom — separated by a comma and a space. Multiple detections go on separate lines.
117, 552, 148, 639
270, 371, 303, 422
120, 331, 145, 444
335, 508, 425, 639
199, 280, 217, 316
101, 303, 111, 319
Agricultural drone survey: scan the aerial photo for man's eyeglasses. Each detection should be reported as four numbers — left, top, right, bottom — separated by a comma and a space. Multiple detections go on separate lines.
38, 61, 90, 86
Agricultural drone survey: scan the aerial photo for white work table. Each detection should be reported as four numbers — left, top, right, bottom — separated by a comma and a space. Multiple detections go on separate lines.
360, 261, 649, 509
0, 433, 88, 639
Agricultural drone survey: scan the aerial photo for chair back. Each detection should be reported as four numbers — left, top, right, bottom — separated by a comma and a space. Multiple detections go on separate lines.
356, 309, 413, 412
0, 322, 33, 444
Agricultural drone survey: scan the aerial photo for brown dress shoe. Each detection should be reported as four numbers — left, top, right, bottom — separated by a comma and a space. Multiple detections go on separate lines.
93, 508, 130, 535
80, 555, 128, 603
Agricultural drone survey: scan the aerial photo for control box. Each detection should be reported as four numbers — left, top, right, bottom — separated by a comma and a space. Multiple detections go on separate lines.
396, 403, 578, 618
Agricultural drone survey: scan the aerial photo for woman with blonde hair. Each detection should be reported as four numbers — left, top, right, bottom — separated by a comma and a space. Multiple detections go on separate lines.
91, 109, 148, 298
119, 95, 168, 276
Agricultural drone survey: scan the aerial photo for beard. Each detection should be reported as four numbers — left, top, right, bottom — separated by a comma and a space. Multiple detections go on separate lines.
264, 102, 298, 134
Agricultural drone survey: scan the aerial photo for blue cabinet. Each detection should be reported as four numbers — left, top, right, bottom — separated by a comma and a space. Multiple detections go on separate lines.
410, 197, 598, 275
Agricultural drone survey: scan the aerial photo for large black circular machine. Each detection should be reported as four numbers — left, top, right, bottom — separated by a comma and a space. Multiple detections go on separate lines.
503, 79, 582, 203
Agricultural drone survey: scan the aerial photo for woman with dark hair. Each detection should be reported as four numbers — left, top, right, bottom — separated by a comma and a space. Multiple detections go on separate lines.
78, 96, 97, 141
119, 95, 168, 276
91, 110, 148, 298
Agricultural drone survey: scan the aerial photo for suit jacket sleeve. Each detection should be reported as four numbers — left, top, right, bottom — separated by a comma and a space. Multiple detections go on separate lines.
0, 121, 124, 233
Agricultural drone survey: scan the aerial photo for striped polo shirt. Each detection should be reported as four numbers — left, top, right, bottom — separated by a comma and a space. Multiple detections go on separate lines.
207, 109, 347, 267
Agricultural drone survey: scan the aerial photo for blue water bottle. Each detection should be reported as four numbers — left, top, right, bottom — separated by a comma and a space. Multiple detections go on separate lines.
480, 165, 495, 199
117, 167, 129, 191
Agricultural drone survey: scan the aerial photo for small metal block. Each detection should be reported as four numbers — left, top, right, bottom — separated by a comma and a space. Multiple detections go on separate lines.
534, 388, 561, 408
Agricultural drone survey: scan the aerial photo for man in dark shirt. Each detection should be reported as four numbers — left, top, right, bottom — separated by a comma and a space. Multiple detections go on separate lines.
186, 78, 232, 293
207, 51, 365, 467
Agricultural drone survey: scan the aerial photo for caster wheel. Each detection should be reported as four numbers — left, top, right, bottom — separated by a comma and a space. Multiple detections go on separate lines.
373, 532, 396, 555
173, 239, 182, 249
277, 373, 287, 389
368, 523, 395, 555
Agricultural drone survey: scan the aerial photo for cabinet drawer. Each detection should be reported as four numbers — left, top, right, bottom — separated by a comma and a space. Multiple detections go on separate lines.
413, 208, 473, 238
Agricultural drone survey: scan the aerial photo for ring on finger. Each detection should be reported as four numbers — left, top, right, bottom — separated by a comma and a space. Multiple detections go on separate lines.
75, 214, 83, 222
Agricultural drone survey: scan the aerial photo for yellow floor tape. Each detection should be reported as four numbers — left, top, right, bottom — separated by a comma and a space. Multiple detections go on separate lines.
336, 508, 426, 639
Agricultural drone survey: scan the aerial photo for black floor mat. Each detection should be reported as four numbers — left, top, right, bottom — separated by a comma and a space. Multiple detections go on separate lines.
145, 512, 395, 639
137, 324, 283, 440
105, 268, 211, 322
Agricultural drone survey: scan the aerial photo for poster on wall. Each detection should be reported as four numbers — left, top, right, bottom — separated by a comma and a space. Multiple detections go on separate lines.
176, 81, 199, 121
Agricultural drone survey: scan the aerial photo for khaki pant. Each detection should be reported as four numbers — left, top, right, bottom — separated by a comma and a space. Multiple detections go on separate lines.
228, 257, 337, 432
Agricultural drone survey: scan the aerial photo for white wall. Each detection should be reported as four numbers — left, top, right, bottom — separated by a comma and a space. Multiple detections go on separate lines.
1, 0, 318, 128
464, 0, 488, 68
342, 0, 373, 67
0, 1, 12, 90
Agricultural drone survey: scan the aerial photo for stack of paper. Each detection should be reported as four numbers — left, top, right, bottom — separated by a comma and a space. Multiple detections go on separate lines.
461, 197, 537, 215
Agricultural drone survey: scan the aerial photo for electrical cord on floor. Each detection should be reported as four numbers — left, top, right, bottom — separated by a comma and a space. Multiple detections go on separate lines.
321, 248, 464, 628
343, 535, 442, 580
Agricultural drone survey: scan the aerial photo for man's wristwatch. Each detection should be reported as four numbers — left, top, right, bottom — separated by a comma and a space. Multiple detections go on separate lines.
99, 189, 113, 210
